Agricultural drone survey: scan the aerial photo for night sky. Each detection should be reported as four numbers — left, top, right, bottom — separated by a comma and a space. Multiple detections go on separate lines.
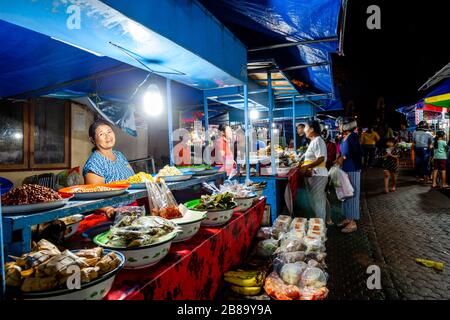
334, 0, 450, 127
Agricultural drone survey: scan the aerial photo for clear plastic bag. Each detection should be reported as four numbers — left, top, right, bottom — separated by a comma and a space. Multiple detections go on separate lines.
280, 262, 307, 285
113, 206, 146, 225
275, 251, 306, 264
254, 239, 279, 258
303, 236, 324, 253
273, 215, 292, 232
275, 238, 306, 254
300, 267, 327, 288
256, 227, 274, 240
305, 252, 327, 263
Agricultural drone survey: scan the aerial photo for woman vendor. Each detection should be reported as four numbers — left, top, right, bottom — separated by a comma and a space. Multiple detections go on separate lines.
213, 124, 236, 175
82, 120, 135, 218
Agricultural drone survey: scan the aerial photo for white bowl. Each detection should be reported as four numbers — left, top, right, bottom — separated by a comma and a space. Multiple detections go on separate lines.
22, 250, 124, 300
200, 207, 236, 227
94, 231, 177, 269
234, 194, 257, 211
171, 205, 207, 242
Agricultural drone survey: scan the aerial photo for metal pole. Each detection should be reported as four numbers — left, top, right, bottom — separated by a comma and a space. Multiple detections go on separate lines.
166, 78, 174, 166
244, 84, 250, 182
292, 96, 297, 151
203, 92, 209, 145
0, 196, 5, 299
248, 37, 339, 52
268, 71, 276, 175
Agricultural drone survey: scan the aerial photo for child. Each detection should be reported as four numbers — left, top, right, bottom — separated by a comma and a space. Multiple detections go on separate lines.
432, 131, 448, 188
382, 138, 400, 193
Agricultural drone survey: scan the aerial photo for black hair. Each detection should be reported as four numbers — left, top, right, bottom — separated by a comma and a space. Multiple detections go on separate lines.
88, 120, 113, 152
296, 123, 305, 129
306, 120, 322, 135
434, 130, 445, 149
218, 123, 230, 133
385, 137, 396, 145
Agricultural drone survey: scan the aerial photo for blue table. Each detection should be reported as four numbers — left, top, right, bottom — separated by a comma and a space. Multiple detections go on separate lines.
1, 173, 226, 258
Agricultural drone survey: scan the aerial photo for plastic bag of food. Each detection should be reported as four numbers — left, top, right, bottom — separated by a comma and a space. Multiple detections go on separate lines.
272, 257, 286, 274
305, 252, 327, 263
300, 286, 329, 300
303, 236, 324, 253
264, 271, 301, 300
114, 206, 146, 225
275, 238, 306, 254
300, 267, 327, 288
254, 239, 279, 258
307, 229, 326, 241
275, 251, 306, 264
308, 218, 324, 228
290, 218, 307, 231
273, 215, 292, 232
280, 262, 308, 285
256, 227, 274, 240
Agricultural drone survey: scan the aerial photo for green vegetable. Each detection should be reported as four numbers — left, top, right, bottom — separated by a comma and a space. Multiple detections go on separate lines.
193, 192, 236, 211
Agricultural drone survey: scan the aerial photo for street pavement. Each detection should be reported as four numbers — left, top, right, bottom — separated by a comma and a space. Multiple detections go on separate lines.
327, 168, 450, 300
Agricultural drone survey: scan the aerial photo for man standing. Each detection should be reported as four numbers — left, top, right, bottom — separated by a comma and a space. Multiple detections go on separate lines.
413, 121, 433, 183
290, 123, 310, 150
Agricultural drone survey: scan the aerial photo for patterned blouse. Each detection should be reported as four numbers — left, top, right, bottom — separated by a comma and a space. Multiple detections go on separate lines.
82, 150, 135, 183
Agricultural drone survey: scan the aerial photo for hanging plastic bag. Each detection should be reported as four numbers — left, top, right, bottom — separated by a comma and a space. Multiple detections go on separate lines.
334, 168, 354, 201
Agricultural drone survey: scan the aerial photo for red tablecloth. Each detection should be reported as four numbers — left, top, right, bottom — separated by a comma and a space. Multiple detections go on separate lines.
287, 168, 299, 200
104, 198, 266, 300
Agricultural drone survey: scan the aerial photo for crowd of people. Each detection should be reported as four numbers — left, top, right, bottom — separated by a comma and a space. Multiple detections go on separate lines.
296, 118, 449, 235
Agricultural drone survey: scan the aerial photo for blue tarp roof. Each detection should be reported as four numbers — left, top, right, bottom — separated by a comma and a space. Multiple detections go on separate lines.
425, 78, 450, 98
199, 0, 344, 98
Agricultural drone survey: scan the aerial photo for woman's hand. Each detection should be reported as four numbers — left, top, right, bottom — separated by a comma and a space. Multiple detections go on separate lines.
335, 156, 344, 166
103, 207, 116, 219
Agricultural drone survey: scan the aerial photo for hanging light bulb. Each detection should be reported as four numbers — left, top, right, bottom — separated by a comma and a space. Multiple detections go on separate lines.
250, 109, 259, 120
143, 84, 163, 116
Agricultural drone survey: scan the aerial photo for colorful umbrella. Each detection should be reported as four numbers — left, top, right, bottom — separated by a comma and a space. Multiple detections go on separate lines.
424, 93, 450, 108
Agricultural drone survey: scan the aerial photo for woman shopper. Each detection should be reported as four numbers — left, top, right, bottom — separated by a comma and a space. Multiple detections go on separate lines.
382, 138, 400, 193
335, 117, 363, 234
432, 130, 448, 188
300, 120, 328, 222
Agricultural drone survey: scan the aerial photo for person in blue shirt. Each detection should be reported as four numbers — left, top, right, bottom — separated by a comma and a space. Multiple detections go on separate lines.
335, 117, 363, 234
83, 120, 135, 217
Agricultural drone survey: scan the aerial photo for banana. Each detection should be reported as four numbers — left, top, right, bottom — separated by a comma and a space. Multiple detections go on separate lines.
230, 285, 261, 296
224, 270, 260, 279
224, 274, 264, 287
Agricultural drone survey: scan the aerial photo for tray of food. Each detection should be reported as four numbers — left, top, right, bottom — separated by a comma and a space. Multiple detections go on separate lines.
58, 183, 130, 200
93, 215, 179, 269
5, 239, 124, 300
187, 192, 237, 227
192, 166, 220, 176
1, 184, 73, 214
156, 165, 192, 182
110, 172, 154, 189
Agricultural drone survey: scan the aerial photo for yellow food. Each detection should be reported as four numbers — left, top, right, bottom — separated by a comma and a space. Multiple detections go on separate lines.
21, 276, 57, 293
112, 172, 154, 184
20, 268, 35, 278
230, 285, 261, 296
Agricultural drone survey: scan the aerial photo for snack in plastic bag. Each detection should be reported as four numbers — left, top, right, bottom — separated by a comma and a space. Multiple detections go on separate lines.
254, 239, 278, 258
307, 229, 326, 241
276, 251, 306, 264
300, 267, 327, 288
256, 227, 274, 240
264, 271, 301, 300
276, 237, 306, 254
300, 286, 329, 300
308, 218, 324, 228
303, 236, 324, 253
272, 257, 285, 274
307, 259, 320, 268
273, 215, 292, 232
280, 262, 308, 285
113, 206, 146, 225
305, 252, 327, 263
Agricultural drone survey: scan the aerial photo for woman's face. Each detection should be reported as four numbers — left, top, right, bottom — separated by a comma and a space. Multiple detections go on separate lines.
224, 126, 233, 140
305, 125, 315, 139
94, 124, 115, 150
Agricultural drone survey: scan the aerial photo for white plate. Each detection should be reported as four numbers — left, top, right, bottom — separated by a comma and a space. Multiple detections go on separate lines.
158, 174, 193, 182
171, 204, 207, 242
1, 197, 72, 214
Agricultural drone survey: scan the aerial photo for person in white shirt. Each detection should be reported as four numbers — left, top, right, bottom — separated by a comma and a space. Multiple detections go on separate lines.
300, 120, 328, 221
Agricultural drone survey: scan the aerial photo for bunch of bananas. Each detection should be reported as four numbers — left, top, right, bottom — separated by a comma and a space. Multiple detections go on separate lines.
224, 269, 265, 296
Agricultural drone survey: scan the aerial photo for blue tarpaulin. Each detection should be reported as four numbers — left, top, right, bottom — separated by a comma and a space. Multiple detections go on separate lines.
425, 78, 450, 98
